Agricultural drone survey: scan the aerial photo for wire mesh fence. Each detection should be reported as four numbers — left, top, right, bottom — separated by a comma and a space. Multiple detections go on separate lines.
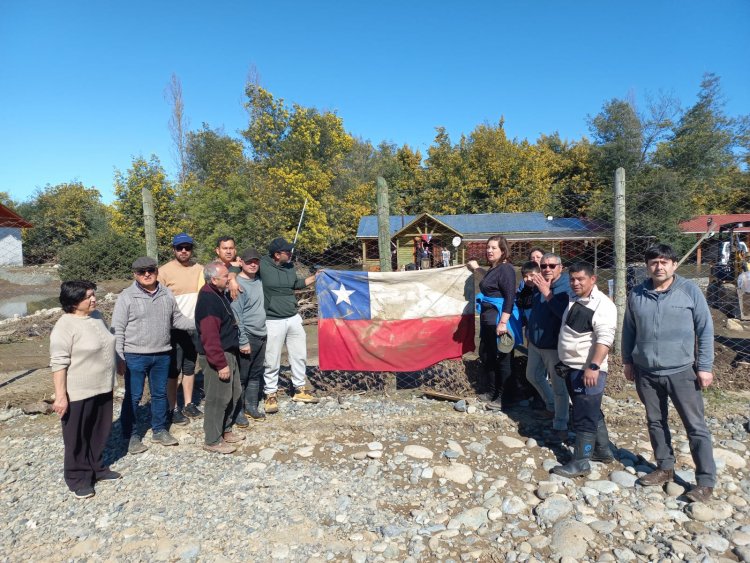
1, 186, 749, 402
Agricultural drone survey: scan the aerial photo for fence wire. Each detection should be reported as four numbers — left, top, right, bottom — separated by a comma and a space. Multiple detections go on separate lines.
1, 188, 749, 404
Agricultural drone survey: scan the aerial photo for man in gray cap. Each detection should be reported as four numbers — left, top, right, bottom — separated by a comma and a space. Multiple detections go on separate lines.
112, 256, 195, 454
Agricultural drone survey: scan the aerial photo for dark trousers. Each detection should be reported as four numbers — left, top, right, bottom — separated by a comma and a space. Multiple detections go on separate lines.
478, 324, 512, 395
169, 329, 198, 378
238, 335, 266, 405
565, 369, 607, 434
61, 391, 113, 491
635, 367, 716, 487
200, 351, 241, 446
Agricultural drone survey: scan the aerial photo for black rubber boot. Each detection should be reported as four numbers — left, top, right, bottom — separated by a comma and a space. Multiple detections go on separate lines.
550, 431, 595, 478
245, 378, 266, 421
477, 370, 497, 403
591, 419, 615, 463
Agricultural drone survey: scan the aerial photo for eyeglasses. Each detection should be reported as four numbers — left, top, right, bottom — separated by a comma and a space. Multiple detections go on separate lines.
136, 267, 157, 275
540, 263, 559, 270
174, 245, 193, 252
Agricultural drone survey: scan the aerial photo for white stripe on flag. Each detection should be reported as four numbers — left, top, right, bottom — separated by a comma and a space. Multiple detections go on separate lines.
367, 266, 474, 320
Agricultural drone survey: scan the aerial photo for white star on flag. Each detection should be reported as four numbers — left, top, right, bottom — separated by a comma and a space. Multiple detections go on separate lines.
331, 283, 355, 305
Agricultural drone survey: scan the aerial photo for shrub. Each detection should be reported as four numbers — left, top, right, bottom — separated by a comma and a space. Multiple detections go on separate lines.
59, 230, 145, 281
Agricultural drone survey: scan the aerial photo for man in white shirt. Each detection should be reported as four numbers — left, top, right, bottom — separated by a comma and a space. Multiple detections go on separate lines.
551, 261, 618, 478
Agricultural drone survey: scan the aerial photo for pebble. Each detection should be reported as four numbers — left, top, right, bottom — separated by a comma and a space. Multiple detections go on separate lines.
535, 494, 573, 524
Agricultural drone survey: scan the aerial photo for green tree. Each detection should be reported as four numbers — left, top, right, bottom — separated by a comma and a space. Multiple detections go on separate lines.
17, 182, 109, 264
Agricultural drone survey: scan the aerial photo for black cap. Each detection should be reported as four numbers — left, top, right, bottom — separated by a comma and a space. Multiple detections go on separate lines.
240, 248, 261, 262
268, 237, 294, 256
132, 256, 157, 270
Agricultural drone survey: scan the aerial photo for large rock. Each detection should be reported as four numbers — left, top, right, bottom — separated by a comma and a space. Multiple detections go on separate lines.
695, 533, 730, 553
403, 445, 434, 459
535, 494, 573, 524
447, 507, 489, 531
684, 501, 733, 522
714, 447, 747, 469
434, 463, 472, 484
549, 519, 594, 558
497, 436, 525, 448
608, 470, 638, 488
584, 480, 619, 494
501, 495, 528, 515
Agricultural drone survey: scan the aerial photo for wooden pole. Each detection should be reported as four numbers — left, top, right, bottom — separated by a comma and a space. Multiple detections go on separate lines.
376, 176, 392, 272
613, 168, 626, 354
142, 186, 158, 260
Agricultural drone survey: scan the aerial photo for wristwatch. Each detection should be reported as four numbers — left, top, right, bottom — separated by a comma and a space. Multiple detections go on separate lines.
588, 363, 600, 371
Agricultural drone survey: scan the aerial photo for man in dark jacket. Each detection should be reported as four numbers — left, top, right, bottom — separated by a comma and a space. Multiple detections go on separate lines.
525, 253, 573, 442
260, 237, 319, 414
622, 243, 716, 502
195, 261, 244, 454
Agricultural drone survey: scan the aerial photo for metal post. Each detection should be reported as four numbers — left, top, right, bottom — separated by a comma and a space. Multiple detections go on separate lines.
376, 176, 392, 272
613, 168, 626, 354
142, 186, 158, 260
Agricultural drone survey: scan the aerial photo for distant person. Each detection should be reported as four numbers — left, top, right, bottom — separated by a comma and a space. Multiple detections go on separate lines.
622, 243, 717, 502
417, 242, 431, 270
195, 261, 244, 454
468, 235, 521, 411
112, 256, 195, 455
551, 262, 617, 478
158, 233, 204, 424
528, 247, 545, 265
230, 248, 267, 424
516, 261, 541, 326
525, 252, 573, 442
441, 247, 451, 267
50, 280, 120, 499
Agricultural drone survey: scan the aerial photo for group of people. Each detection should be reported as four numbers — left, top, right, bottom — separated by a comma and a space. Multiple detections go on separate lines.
49, 232, 717, 505
469, 236, 717, 503
49, 233, 319, 498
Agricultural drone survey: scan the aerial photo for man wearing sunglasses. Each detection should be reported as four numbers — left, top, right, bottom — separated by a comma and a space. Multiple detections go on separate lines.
158, 233, 205, 424
112, 256, 195, 455
525, 253, 574, 443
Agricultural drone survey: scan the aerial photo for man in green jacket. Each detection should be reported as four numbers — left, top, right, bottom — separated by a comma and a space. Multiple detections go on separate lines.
261, 237, 319, 413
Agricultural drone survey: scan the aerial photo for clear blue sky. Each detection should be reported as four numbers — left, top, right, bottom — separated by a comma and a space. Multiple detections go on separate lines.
1, 1, 748, 204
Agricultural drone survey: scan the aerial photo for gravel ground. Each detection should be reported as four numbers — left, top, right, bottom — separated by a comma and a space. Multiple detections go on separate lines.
1, 388, 749, 562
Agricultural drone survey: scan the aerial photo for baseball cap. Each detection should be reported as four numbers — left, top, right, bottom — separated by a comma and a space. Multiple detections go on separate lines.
268, 237, 294, 255
172, 233, 194, 246
132, 256, 158, 271
497, 331, 515, 354
240, 248, 261, 262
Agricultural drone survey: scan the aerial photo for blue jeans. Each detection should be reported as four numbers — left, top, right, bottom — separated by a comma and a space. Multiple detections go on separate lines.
121, 352, 171, 438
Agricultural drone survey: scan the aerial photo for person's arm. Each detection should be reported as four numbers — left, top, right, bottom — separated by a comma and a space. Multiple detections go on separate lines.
231, 291, 251, 353
228, 264, 243, 299
52, 369, 69, 416
466, 260, 486, 277
585, 300, 617, 387
172, 302, 196, 332
621, 296, 636, 381
49, 321, 72, 416
496, 265, 515, 335
691, 286, 715, 388
198, 314, 228, 371
111, 296, 128, 373
583, 343, 611, 388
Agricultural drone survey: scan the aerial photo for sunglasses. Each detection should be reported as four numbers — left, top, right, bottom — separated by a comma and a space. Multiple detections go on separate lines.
540, 263, 559, 270
136, 267, 157, 275
174, 245, 193, 251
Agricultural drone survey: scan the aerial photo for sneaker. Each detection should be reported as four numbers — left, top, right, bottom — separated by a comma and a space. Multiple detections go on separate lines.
171, 408, 189, 426
222, 431, 245, 444
685, 485, 713, 503
96, 469, 122, 482
485, 399, 505, 411
203, 441, 236, 455
74, 486, 95, 499
183, 403, 203, 418
152, 429, 179, 447
127, 435, 148, 455
264, 393, 279, 414
637, 468, 674, 487
292, 386, 320, 404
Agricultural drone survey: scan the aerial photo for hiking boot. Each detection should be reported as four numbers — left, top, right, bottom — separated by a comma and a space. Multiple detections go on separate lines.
685, 485, 713, 503
222, 431, 245, 444
152, 429, 179, 447
171, 408, 189, 426
127, 435, 148, 455
74, 486, 95, 499
292, 386, 320, 404
234, 410, 250, 428
591, 419, 615, 463
183, 402, 203, 418
638, 468, 674, 487
96, 469, 122, 482
551, 431, 595, 478
485, 399, 505, 411
203, 441, 236, 455
264, 393, 279, 414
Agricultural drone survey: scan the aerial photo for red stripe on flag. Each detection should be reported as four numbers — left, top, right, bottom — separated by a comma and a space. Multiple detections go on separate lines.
318, 315, 475, 372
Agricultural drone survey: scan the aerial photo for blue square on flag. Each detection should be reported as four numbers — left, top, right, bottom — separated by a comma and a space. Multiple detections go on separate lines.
317, 271, 370, 320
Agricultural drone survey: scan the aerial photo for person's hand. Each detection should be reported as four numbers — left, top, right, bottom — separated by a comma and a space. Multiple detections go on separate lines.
583, 367, 599, 388
697, 370, 713, 389
623, 364, 635, 382
495, 322, 508, 335
218, 366, 231, 381
240, 345, 251, 355
52, 394, 69, 417
229, 277, 242, 300
116, 358, 126, 376
467, 260, 479, 272
531, 272, 551, 297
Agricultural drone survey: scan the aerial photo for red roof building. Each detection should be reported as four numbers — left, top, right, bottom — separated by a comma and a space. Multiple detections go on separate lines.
678, 213, 750, 265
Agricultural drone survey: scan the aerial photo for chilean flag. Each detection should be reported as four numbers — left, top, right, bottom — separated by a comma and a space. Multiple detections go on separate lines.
317, 266, 475, 371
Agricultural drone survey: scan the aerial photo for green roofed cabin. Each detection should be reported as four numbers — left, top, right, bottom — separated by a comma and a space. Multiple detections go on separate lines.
355, 212, 610, 271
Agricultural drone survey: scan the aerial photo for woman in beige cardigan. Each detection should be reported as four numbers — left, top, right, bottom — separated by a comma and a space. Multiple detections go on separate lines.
50, 280, 121, 499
